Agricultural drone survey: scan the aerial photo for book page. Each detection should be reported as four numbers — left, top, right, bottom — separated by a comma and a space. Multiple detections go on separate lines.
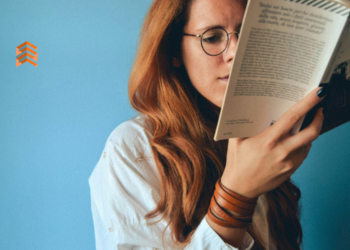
215, 0, 350, 140
322, 17, 350, 83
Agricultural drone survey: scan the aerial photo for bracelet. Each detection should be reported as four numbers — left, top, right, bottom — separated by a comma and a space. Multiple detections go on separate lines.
207, 207, 237, 228
210, 196, 252, 228
207, 178, 258, 228
214, 185, 257, 211
213, 189, 254, 216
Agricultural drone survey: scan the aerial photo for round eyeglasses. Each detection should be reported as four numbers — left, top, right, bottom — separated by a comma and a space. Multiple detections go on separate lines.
183, 27, 239, 56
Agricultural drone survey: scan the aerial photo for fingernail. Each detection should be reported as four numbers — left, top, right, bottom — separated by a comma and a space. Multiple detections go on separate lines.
317, 87, 327, 98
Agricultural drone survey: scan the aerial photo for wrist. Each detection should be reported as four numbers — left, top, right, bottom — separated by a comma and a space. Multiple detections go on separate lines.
221, 174, 259, 199
207, 178, 258, 229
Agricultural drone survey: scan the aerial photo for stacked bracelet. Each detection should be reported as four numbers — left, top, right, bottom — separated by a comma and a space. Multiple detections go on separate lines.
207, 178, 258, 228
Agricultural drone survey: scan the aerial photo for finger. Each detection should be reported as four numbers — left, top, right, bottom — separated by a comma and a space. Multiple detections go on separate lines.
289, 142, 311, 158
282, 107, 323, 152
305, 142, 312, 152
267, 87, 326, 141
305, 142, 312, 155
283, 142, 312, 175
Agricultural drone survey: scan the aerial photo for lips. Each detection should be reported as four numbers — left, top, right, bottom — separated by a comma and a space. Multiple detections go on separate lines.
219, 75, 229, 81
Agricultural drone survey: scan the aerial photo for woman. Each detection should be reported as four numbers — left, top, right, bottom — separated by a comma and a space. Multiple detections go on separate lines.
89, 0, 327, 249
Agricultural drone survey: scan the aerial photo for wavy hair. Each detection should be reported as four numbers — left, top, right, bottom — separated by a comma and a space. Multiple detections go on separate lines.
128, 0, 303, 249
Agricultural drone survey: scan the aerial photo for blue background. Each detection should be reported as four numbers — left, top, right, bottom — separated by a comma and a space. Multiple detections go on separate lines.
0, 0, 349, 249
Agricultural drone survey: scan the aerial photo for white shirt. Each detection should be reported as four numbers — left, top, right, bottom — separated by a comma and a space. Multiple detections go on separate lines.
89, 114, 276, 250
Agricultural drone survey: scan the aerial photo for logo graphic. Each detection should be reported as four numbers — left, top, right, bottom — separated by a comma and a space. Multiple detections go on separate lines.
16, 41, 37, 67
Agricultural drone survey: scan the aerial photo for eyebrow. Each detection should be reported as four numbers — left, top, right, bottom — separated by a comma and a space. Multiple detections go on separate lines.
194, 23, 242, 33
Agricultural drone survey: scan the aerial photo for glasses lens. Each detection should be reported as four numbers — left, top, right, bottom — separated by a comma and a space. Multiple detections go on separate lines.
201, 28, 227, 56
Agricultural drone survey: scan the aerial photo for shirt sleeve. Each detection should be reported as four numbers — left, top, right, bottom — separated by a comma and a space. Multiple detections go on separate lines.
89, 118, 255, 250
184, 216, 254, 250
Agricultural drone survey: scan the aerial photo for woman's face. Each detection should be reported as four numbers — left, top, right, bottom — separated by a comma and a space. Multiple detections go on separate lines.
181, 0, 245, 107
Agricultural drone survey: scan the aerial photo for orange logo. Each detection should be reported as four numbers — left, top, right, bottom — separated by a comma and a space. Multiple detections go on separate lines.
16, 41, 37, 67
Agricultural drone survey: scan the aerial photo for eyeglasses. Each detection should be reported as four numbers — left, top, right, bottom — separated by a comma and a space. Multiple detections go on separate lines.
183, 27, 239, 56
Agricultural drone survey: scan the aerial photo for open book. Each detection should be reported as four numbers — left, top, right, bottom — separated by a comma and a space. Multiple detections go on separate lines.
215, 0, 350, 140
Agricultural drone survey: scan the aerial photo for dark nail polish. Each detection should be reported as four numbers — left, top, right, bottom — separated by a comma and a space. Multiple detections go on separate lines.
317, 88, 327, 98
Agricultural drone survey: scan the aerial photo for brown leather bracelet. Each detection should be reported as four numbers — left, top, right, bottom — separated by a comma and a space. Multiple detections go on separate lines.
215, 186, 256, 211
214, 189, 254, 217
215, 181, 256, 211
210, 196, 251, 228
219, 178, 258, 204
207, 208, 237, 228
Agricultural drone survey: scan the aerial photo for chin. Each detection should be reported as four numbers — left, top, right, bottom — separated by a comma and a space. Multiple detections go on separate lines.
211, 97, 224, 108
214, 93, 225, 108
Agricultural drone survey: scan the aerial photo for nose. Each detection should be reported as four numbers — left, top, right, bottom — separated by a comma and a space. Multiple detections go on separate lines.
224, 33, 238, 63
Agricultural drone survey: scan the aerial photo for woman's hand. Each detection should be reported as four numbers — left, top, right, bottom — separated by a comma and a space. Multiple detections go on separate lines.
221, 87, 326, 198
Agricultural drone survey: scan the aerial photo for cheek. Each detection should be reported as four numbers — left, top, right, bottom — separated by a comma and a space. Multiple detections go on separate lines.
181, 40, 226, 107
182, 42, 214, 86
190, 66, 213, 94
187, 62, 226, 107
182, 40, 204, 75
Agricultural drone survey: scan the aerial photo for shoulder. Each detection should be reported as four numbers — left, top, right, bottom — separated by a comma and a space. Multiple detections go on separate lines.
107, 113, 153, 152
89, 115, 179, 248
104, 114, 158, 182
109, 113, 153, 141
89, 113, 161, 222
106, 114, 158, 176
103, 114, 156, 168
90, 114, 159, 189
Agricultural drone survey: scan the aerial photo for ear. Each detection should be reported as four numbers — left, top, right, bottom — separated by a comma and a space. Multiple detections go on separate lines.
172, 57, 182, 68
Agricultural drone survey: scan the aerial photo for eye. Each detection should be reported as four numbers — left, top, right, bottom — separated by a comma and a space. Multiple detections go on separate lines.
202, 29, 225, 44
202, 35, 222, 44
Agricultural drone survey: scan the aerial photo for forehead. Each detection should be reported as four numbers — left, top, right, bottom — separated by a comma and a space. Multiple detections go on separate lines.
185, 0, 245, 31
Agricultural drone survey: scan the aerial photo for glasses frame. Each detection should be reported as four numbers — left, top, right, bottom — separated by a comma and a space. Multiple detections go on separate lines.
183, 27, 239, 56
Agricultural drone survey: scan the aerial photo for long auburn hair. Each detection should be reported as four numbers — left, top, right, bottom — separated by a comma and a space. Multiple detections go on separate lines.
128, 0, 303, 249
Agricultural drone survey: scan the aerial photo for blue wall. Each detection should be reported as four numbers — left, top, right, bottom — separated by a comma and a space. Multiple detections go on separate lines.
0, 0, 349, 249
